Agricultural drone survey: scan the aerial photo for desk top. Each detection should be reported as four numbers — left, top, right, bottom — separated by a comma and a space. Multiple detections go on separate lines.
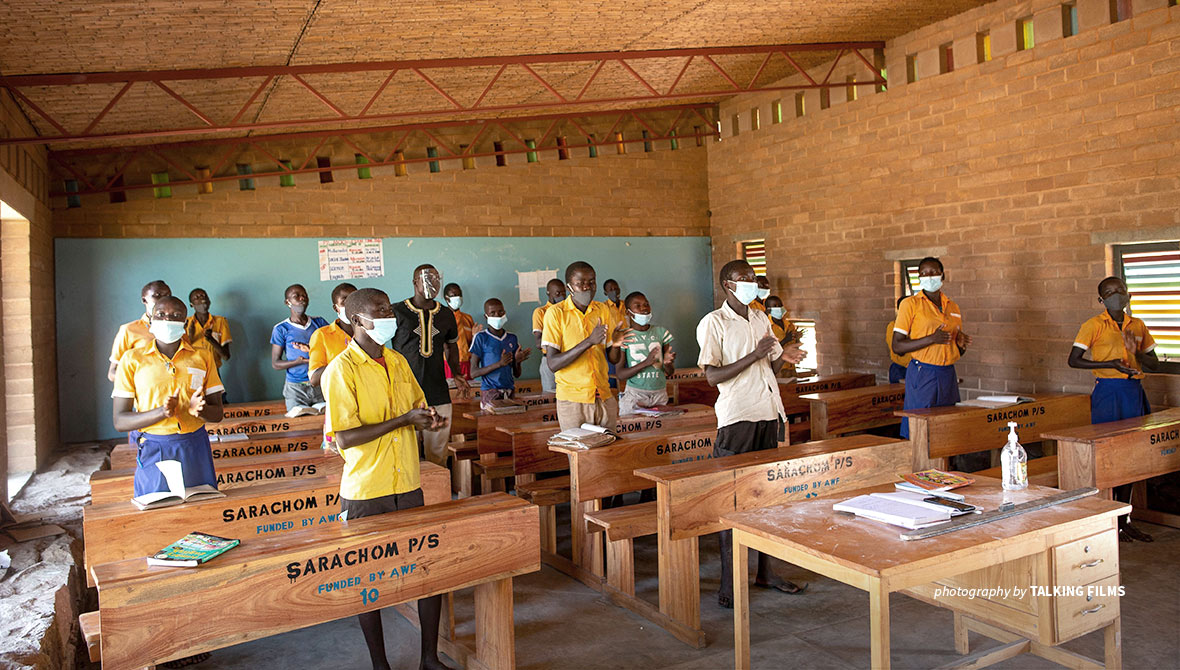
1041, 407, 1180, 444
494, 403, 714, 436
894, 393, 1085, 419
799, 383, 905, 403
723, 478, 1126, 582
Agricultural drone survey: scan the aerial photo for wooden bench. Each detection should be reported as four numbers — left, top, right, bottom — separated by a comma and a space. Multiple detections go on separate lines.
977, 455, 1060, 487
219, 399, 286, 419
82, 462, 451, 587
206, 412, 324, 436
801, 382, 905, 439
464, 397, 559, 494
549, 424, 719, 589
1044, 406, 1180, 528
90, 448, 346, 505
110, 429, 323, 470
896, 393, 1090, 471
88, 493, 538, 670
634, 435, 911, 646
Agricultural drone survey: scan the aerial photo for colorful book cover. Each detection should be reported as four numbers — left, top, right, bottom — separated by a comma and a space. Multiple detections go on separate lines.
901, 469, 975, 491
147, 531, 240, 567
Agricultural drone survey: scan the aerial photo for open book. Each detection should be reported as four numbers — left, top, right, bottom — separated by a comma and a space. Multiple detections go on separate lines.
957, 394, 1034, 409
131, 459, 225, 510
548, 423, 616, 449
485, 398, 527, 415
147, 531, 239, 567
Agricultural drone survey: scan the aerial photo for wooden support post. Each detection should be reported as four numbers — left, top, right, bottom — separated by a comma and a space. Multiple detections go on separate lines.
733, 531, 751, 670
605, 537, 635, 597
869, 580, 891, 670
474, 577, 516, 670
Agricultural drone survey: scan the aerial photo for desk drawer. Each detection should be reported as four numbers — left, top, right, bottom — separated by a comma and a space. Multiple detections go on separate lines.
1053, 530, 1117, 586
1055, 575, 1120, 642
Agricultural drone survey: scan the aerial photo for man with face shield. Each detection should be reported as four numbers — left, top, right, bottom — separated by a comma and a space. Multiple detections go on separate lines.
391, 264, 470, 466
107, 280, 172, 382
1069, 276, 1180, 542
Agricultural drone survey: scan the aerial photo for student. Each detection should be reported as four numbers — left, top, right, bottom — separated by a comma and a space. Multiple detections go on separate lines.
443, 283, 475, 387
765, 295, 801, 377
617, 291, 675, 416
603, 278, 625, 391
107, 280, 172, 382
886, 296, 912, 383
185, 288, 232, 371
532, 279, 567, 394
891, 258, 972, 447
270, 284, 329, 417
392, 264, 470, 466
112, 296, 224, 498
698, 260, 807, 608
1068, 276, 1180, 543
750, 275, 771, 313
321, 288, 450, 670
542, 261, 627, 430
309, 282, 357, 387
469, 298, 531, 409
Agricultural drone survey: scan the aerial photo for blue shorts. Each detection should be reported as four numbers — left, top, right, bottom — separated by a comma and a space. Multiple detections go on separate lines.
1091, 378, 1149, 424
889, 362, 908, 384
132, 429, 218, 497
900, 361, 960, 439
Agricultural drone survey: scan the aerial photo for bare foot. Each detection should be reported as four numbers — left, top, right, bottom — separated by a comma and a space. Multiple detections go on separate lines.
754, 575, 807, 594
421, 654, 454, 670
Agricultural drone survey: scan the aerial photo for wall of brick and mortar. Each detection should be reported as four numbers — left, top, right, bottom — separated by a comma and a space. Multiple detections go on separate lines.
708, 0, 1180, 404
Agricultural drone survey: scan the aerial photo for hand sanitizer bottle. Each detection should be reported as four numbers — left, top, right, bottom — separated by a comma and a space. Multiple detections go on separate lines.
1001, 421, 1028, 491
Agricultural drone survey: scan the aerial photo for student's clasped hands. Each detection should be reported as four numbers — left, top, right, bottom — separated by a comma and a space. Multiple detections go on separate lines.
406, 403, 448, 431
187, 390, 206, 418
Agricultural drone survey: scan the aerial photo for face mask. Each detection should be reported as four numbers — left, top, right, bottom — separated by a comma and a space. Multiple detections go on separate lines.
486, 315, 508, 329
447, 296, 463, 310
918, 276, 943, 293
150, 319, 185, 344
144, 299, 157, 316
336, 306, 349, 322
288, 302, 306, 316
756, 288, 770, 301
606, 290, 620, 302
630, 312, 652, 326
361, 317, 398, 345
729, 281, 759, 305
769, 307, 785, 319
568, 285, 594, 307
1103, 294, 1129, 313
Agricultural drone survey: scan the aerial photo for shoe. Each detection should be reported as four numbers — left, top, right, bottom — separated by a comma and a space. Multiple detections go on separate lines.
1120, 523, 1154, 543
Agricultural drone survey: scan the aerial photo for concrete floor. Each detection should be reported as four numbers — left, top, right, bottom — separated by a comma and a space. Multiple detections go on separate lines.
204, 502, 1178, 670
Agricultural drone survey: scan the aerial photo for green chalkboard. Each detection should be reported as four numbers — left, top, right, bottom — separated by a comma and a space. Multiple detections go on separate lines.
56, 236, 714, 442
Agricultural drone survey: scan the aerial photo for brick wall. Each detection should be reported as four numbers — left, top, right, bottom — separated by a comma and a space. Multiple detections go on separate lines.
708, 0, 1180, 405
1, 89, 59, 477
52, 144, 710, 238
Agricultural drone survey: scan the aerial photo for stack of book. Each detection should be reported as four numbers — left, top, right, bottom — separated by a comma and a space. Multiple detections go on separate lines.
548, 424, 615, 449
833, 491, 975, 530
485, 398, 527, 415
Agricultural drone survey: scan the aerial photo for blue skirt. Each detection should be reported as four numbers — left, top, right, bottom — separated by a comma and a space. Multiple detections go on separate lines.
1091, 378, 1150, 424
900, 361, 960, 439
889, 362, 908, 384
132, 429, 218, 497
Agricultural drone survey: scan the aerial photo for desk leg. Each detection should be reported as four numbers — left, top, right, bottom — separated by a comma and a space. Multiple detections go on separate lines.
573, 499, 604, 577
953, 612, 968, 655
1104, 617, 1122, 670
733, 532, 751, 670
474, 577, 515, 670
869, 580, 891, 670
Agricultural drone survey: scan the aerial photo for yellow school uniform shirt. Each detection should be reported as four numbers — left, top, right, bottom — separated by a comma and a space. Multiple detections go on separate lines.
453, 309, 475, 364
1073, 311, 1156, 379
606, 299, 625, 327
185, 314, 233, 367
109, 315, 153, 364
533, 303, 552, 358
750, 299, 766, 313
112, 339, 224, 435
886, 320, 913, 367
541, 297, 620, 403
308, 321, 352, 372
893, 292, 964, 366
322, 341, 426, 500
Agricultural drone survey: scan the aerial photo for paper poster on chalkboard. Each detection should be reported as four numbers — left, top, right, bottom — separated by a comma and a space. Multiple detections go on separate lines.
516, 269, 558, 304
318, 239, 385, 281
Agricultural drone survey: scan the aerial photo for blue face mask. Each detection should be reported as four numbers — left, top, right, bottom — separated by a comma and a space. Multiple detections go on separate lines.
486, 315, 508, 330
730, 281, 759, 305
630, 311, 652, 326
361, 317, 398, 345
919, 276, 943, 293
149, 319, 185, 344
756, 288, 770, 301
769, 307, 785, 319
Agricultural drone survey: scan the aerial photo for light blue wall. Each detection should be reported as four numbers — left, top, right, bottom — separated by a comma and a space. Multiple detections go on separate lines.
56, 236, 714, 442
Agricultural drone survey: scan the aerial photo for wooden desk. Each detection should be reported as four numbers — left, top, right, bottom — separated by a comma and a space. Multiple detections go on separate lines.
92, 493, 538, 670
82, 463, 451, 587
897, 394, 1090, 470
220, 399, 285, 419
1045, 407, 1180, 528
634, 435, 909, 646
110, 429, 322, 470
667, 372, 874, 413
725, 480, 1127, 670
207, 412, 324, 436
802, 383, 905, 439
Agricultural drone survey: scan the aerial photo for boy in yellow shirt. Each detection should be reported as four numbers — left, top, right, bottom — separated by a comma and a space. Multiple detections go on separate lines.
112, 296, 224, 497
309, 282, 357, 386
322, 287, 449, 670
107, 279, 172, 382
533, 278, 566, 393
185, 288, 232, 369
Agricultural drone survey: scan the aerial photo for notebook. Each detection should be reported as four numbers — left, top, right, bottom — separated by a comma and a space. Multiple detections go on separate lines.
147, 531, 239, 567
833, 493, 952, 530
131, 459, 225, 510
957, 395, 1034, 409
548, 424, 616, 449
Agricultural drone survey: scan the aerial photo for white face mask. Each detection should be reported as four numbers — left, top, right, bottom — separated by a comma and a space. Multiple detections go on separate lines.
756, 288, 770, 301
447, 296, 463, 310
919, 276, 943, 293
629, 311, 652, 326
150, 319, 185, 344
361, 317, 398, 345
486, 315, 508, 329
729, 281, 759, 305
336, 306, 349, 322
769, 307, 785, 319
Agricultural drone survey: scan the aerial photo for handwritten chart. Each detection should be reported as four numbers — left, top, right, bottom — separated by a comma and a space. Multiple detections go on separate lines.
318, 239, 385, 281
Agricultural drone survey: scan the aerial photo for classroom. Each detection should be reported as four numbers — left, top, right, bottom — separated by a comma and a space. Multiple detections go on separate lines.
0, 0, 1178, 668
